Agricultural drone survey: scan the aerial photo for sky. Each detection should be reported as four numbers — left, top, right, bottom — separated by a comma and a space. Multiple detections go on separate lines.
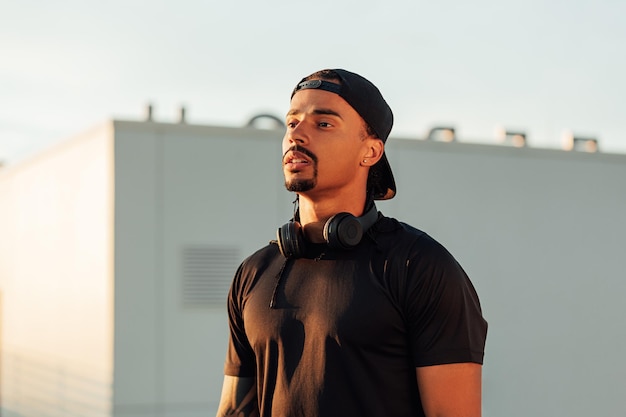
1, 0, 625, 165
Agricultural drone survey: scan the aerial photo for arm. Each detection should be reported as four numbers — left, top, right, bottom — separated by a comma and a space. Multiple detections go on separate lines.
215, 375, 259, 417
416, 362, 482, 417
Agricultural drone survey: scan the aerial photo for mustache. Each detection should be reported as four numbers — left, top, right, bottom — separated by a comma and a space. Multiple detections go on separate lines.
283, 145, 318, 163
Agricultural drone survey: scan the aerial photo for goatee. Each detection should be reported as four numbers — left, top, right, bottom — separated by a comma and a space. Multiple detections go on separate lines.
285, 178, 316, 192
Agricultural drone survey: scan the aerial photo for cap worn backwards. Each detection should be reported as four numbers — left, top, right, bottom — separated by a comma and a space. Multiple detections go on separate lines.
291, 69, 396, 200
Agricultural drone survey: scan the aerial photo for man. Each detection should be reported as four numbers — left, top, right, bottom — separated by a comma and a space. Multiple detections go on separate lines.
216, 69, 487, 417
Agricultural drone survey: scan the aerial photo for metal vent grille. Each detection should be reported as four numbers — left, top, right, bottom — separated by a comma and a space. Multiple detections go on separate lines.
182, 245, 240, 308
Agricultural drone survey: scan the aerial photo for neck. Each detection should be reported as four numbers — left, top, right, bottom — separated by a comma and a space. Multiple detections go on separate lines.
296, 191, 369, 242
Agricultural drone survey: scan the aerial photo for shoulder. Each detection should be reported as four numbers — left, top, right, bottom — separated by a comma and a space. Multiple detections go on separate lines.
237, 241, 283, 276
369, 214, 469, 296
371, 214, 451, 262
228, 242, 285, 306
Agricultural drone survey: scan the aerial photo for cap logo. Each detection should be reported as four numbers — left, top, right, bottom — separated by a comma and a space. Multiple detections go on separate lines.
293, 79, 342, 96
299, 80, 322, 89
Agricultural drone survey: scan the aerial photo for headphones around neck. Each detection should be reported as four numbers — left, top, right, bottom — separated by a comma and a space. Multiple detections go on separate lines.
276, 203, 379, 258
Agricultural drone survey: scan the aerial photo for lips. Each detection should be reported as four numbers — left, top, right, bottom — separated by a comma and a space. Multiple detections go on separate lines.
283, 151, 312, 170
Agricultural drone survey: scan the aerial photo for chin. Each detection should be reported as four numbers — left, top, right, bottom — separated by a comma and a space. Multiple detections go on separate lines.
285, 178, 316, 192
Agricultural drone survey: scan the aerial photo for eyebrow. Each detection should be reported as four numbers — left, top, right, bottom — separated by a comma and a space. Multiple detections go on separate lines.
286, 108, 343, 119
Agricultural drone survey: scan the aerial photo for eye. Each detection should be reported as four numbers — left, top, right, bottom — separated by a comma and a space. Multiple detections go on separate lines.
318, 121, 332, 128
286, 119, 298, 129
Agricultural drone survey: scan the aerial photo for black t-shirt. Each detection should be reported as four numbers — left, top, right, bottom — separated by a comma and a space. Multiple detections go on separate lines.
224, 215, 487, 417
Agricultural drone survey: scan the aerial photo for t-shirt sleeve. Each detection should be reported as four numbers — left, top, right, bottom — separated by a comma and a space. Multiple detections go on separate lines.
223, 262, 257, 377
403, 238, 487, 367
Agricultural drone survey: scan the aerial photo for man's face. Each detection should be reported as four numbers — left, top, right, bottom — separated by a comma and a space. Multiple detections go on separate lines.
282, 86, 372, 199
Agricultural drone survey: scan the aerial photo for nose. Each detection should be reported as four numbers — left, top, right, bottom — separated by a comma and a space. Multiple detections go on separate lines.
284, 122, 309, 147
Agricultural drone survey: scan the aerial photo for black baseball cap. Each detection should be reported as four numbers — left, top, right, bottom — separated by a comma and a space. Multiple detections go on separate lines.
291, 69, 396, 200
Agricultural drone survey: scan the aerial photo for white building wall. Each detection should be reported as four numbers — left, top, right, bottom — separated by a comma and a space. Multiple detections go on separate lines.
0, 124, 115, 417
111, 125, 161, 416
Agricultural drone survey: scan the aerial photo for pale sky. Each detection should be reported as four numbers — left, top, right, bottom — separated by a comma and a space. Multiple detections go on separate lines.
1, 0, 625, 165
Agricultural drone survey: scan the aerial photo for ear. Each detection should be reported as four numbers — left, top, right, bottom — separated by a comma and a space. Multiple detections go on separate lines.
360, 138, 384, 167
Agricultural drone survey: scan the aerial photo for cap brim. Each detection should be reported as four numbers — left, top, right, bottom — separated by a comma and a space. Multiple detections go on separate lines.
370, 153, 396, 200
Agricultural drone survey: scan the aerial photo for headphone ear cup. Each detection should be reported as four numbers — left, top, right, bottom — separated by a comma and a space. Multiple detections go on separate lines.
277, 221, 305, 258
324, 213, 363, 249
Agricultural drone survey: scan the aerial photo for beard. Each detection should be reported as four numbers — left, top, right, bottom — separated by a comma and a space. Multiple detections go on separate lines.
285, 177, 316, 192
